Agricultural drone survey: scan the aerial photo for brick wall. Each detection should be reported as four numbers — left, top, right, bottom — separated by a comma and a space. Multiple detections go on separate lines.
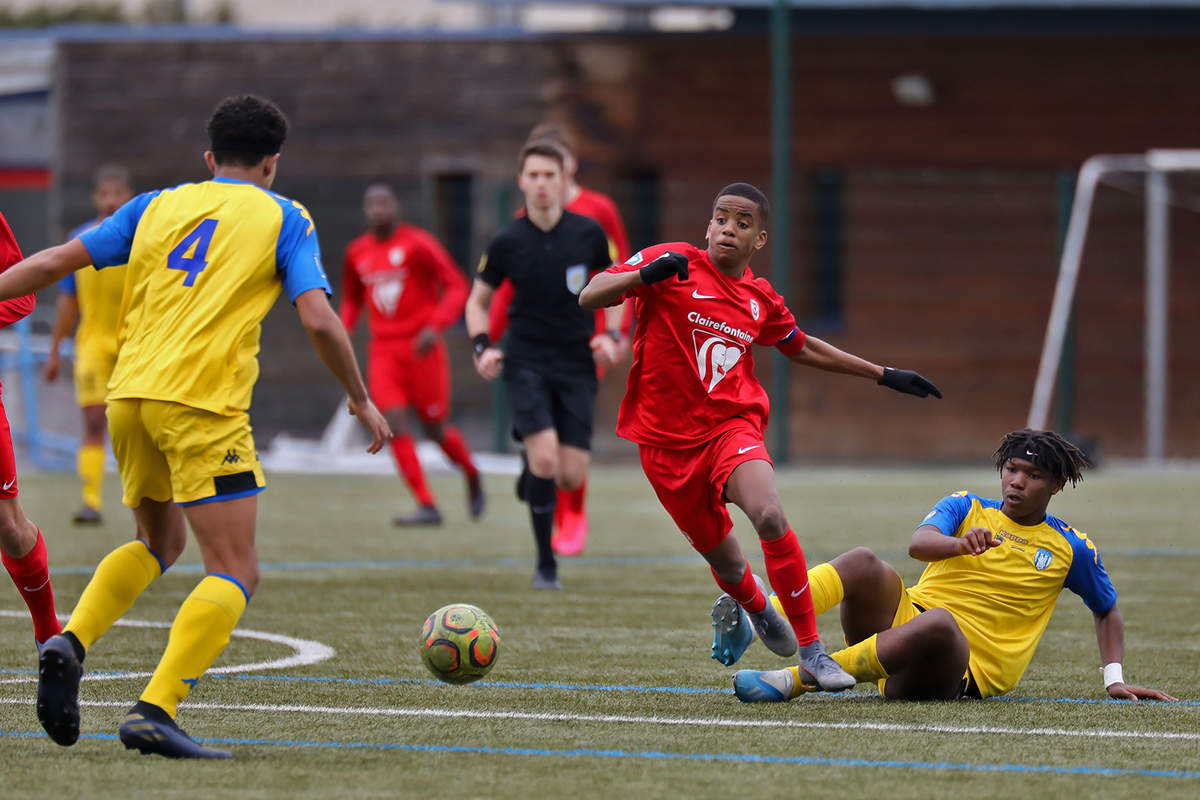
54, 31, 1200, 459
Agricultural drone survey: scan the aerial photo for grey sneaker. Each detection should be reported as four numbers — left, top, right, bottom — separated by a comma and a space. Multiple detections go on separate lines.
747, 576, 797, 658
393, 505, 443, 527
532, 569, 562, 590
797, 638, 856, 692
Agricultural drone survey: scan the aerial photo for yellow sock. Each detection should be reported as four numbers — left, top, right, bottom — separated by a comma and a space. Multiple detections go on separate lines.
66, 541, 163, 650
78, 444, 105, 511
768, 562, 844, 619
140, 575, 247, 718
831, 633, 888, 683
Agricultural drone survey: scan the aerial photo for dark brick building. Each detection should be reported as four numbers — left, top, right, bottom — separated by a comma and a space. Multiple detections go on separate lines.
42, 15, 1200, 461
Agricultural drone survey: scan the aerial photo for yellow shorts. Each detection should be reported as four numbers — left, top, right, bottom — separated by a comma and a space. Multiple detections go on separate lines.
74, 349, 118, 407
877, 584, 981, 699
107, 397, 266, 507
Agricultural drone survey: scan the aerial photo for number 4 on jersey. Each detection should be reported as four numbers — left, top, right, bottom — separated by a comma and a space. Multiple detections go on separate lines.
167, 219, 218, 286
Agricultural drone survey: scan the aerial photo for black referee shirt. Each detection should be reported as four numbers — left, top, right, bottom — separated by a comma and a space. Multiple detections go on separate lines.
478, 210, 612, 370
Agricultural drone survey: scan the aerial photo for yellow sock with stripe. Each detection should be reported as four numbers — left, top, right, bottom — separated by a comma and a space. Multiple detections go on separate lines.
66, 540, 164, 650
769, 562, 845, 619
784, 634, 887, 697
77, 444, 105, 511
140, 574, 248, 718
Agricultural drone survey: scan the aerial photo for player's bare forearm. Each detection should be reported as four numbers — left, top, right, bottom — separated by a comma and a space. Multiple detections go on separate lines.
295, 289, 370, 406
0, 240, 91, 300
908, 526, 999, 561
1094, 605, 1125, 667
465, 278, 494, 337
50, 293, 79, 350
788, 335, 883, 379
580, 271, 639, 310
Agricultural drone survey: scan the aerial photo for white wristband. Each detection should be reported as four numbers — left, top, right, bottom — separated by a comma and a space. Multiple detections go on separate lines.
1102, 662, 1124, 688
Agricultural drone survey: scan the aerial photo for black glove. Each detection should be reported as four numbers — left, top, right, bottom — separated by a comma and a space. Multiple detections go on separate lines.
878, 367, 942, 399
639, 251, 689, 285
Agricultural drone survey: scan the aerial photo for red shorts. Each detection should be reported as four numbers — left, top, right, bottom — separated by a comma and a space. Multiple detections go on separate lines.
0, 385, 17, 498
368, 337, 451, 423
638, 424, 772, 554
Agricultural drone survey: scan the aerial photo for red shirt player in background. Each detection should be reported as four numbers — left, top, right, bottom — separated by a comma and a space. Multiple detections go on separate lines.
341, 184, 485, 525
581, 183, 941, 690
488, 122, 632, 557
0, 211, 63, 652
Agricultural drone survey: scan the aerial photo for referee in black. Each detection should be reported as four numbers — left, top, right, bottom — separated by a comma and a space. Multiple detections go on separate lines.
465, 140, 621, 589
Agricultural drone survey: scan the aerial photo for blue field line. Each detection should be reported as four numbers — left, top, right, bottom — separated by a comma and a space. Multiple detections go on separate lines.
46, 546, 1200, 577
1, 730, 1197, 779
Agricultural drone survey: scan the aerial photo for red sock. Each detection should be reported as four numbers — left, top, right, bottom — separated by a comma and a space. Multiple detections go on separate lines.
2, 528, 62, 644
390, 435, 435, 507
710, 565, 766, 614
760, 529, 817, 645
438, 426, 479, 480
561, 481, 586, 516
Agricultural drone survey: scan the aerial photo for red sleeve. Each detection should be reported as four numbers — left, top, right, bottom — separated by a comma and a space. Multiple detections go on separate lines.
0, 213, 35, 329
338, 245, 365, 332
601, 243, 680, 307
487, 279, 515, 341
756, 281, 806, 355
419, 233, 469, 332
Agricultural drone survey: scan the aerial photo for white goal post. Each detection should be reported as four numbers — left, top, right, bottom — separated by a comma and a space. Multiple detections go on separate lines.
1027, 149, 1200, 463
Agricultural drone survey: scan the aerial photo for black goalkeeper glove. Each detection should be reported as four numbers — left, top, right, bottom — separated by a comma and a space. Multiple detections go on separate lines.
639, 251, 689, 285
878, 367, 942, 399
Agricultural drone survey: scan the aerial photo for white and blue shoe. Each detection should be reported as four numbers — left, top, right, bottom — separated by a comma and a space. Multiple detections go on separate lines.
733, 668, 794, 702
711, 594, 755, 666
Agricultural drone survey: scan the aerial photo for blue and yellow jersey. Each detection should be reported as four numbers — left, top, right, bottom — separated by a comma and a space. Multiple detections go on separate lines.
62, 219, 127, 361
906, 491, 1117, 697
78, 177, 330, 415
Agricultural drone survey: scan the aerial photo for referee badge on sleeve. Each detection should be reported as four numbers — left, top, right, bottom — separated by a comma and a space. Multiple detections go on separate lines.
565, 264, 587, 295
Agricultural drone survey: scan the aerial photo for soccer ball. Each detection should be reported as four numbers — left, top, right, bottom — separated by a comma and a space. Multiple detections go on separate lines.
419, 603, 501, 684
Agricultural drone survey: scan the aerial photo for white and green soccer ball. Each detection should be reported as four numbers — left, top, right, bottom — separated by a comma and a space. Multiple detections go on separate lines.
419, 603, 501, 685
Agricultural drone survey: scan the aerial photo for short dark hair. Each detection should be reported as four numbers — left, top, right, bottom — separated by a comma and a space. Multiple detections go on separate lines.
206, 95, 288, 168
92, 163, 131, 190
518, 140, 566, 172
713, 182, 770, 227
993, 429, 1093, 487
527, 122, 576, 156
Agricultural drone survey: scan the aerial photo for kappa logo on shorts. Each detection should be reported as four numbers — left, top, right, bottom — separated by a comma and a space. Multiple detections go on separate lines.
221, 449, 241, 465
692, 330, 743, 392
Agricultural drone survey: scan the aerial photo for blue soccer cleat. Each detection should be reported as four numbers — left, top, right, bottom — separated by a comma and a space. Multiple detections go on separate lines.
711, 594, 755, 666
118, 701, 232, 760
733, 668, 794, 702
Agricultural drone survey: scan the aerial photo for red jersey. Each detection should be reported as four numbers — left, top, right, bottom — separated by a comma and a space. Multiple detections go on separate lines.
487, 185, 628, 341
0, 212, 35, 330
340, 224, 468, 341
606, 243, 806, 449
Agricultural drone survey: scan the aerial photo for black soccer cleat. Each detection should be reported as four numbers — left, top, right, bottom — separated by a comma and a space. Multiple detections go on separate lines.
71, 506, 103, 525
118, 701, 232, 760
37, 633, 84, 746
393, 505, 443, 527
467, 474, 486, 519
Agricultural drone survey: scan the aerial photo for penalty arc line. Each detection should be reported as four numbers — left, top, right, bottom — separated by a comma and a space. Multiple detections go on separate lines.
0, 697, 1195, 743
0, 610, 335, 685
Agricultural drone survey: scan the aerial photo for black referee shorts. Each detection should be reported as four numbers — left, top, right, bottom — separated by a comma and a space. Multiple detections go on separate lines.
503, 361, 598, 451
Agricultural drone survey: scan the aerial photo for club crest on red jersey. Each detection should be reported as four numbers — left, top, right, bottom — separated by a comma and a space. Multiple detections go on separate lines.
388, 246, 406, 266
749, 299, 760, 320
692, 330, 743, 391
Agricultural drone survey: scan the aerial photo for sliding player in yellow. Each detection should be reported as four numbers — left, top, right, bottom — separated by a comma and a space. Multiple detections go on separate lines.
728, 430, 1176, 702
0, 95, 391, 759
44, 164, 133, 524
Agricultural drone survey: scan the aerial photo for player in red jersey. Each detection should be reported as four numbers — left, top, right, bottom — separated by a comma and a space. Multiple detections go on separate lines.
341, 183, 484, 525
0, 211, 63, 652
488, 123, 632, 557
580, 183, 941, 688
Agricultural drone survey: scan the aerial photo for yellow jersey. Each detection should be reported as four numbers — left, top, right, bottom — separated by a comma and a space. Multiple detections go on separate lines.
906, 491, 1117, 697
63, 220, 127, 360
77, 177, 330, 415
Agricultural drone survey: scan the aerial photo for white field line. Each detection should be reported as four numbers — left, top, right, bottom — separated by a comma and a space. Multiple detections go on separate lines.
0, 610, 335, 684
0, 696, 1193, 742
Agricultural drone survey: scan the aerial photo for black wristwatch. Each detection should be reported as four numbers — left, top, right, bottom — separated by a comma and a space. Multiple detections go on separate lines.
605, 329, 621, 343
472, 333, 491, 357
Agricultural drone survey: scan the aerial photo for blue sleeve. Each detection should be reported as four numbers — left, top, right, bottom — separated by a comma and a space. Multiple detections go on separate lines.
918, 492, 973, 536
77, 191, 158, 269
1061, 525, 1118, 614
275, 200, 331, 302
60, 272, 77, 296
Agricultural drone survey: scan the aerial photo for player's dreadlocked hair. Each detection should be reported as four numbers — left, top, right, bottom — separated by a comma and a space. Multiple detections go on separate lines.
993, 429, 1092, 487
